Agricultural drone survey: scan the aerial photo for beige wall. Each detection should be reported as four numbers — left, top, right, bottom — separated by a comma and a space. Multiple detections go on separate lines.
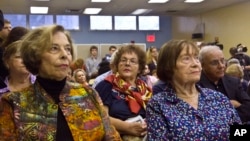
172, 1, 250, 59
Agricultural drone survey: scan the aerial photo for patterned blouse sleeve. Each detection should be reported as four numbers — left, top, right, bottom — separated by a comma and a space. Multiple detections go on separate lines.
146, 95, 169, 140
91, 87, 122, 141
0, 96, 17, 141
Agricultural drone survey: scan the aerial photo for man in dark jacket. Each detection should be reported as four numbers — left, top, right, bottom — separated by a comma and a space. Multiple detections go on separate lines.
198, 45, 250, 123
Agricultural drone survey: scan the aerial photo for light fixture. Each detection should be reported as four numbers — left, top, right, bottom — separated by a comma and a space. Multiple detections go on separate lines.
30, 7, 48, 14
131, 9, 152, 15
91, 0, 111, 2
148, 0, 169, 3
83, 8, 102, 14
184, 0, 204, 3
33, 0, 50, 1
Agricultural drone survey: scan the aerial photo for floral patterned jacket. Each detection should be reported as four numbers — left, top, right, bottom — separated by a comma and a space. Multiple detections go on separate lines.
0, 81, 121, 141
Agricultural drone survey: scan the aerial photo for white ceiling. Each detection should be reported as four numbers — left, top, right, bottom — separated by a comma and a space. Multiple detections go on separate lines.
0, 0, 248, 16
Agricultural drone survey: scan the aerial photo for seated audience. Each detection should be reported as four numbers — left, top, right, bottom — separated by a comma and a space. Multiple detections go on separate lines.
147, 40, 241, 140
92, 50, 118, 89
66, 68, 74, 82
98, 46, 117, 76
73, 69, 89, 86
0, 10, 3, 30
227, 58, 240, 67
146, 46, 158, 75
225, 63, 249, 93
0, 25, 121, 140
102, 45, 117, 62
85, 45, 101, 79
197, 45, 250, 123
0, 9, 4, 88
230, 44, 250, 81
0, 19, 11, 44
0, 26, 30, 95
1, 26, 29, 50
98, 60, 111, 76
0, 41, 36, 96
140, 65, 158, 89
152, 79, 166, 95
0, 19, 12, 88
151, 69, 157, 78
70, 58, 86, 72
95, 45, 152, 140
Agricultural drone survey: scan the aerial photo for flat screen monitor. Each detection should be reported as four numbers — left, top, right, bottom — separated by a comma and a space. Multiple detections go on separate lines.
138, 16, 160, 31
90, 15, 112, 30
56, 15, 79, 30
114, 16, 136, 30
29, 15, 54, 29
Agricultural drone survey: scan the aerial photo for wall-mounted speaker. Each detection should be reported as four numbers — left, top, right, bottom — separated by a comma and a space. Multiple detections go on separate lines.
192, 33, 203, 39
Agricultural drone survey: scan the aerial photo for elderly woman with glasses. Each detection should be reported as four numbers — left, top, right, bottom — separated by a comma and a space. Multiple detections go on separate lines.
147, 40, 241, 140
95, 45, 152, 140
0, 25, 121, 140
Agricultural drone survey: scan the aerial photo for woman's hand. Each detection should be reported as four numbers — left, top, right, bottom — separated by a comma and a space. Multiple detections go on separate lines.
230, 100, 241, 108
127, 122, 147, 136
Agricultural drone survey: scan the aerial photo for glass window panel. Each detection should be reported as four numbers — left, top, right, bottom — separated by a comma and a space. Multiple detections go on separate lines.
4, 14, 27, 28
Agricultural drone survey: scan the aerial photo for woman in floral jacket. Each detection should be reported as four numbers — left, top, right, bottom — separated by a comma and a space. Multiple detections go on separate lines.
0, 24, 121, 141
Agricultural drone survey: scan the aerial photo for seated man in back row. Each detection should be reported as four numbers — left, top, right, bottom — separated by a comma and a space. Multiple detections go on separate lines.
197, 45, 250, 123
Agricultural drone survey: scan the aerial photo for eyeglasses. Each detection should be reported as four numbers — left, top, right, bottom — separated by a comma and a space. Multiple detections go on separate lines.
119, 58, 138, 65
209, 59, 226, 66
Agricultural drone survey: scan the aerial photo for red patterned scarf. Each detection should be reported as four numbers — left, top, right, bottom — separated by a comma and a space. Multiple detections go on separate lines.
105, 74, 152, 114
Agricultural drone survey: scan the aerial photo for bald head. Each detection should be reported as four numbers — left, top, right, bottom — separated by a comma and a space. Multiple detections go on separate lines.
199, 45, 225, 82
199, 45, 222, 64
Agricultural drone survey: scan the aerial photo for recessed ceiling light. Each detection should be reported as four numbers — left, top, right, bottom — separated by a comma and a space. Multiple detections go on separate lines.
91, 0, 111, 2
184, 0, 204, 3
148, 0, 169, 3
30, 7, 48, 14
83, 8, 102, 14
33, 0, 50, 1
131, 9, 152, 15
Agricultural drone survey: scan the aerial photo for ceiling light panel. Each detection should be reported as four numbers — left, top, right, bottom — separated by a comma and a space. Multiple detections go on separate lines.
148, 0, 169, 3
33, 0, 50, 1
91, 0, 111, 2
184, 0, 204, 3
83, 8, 102, 14
30, 7, 48, 14
131, 9, 152, 15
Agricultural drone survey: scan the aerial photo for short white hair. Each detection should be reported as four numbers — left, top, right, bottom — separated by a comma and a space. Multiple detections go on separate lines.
199, 45, 222, 63
227, 58, 240, 66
